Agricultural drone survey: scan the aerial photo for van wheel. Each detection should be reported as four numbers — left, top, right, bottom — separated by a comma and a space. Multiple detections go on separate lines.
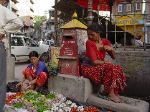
39, 52, 49, 63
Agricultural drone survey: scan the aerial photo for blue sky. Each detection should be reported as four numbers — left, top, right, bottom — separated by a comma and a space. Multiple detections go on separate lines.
34, 0, 55, 16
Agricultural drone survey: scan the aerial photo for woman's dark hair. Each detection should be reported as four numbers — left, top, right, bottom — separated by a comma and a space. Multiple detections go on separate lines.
87, 23, 104, 34
29, 51, 39, 58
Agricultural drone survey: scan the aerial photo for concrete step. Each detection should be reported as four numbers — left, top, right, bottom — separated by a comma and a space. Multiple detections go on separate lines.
87, 94, 149, 112
48, 74, 93, 102
48, 74, 149, 112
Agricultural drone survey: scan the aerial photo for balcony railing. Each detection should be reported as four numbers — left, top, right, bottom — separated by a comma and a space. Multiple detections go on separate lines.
30, 0, 34, 4
30, 5, 34, 12
11, 0, 19, 4
30, 8, 34, 12
11, 1, 18, 11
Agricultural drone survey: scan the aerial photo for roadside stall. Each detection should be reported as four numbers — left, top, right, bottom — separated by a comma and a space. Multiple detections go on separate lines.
5, 90, 103, 112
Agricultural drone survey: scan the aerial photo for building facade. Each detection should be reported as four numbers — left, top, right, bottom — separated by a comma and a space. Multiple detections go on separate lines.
112, 0, 145, 41
44, 10, 55, 40
16, 0, 35, 37
7, 0, 35, 37
9, 0, 19, 14
145, 0, 150, 43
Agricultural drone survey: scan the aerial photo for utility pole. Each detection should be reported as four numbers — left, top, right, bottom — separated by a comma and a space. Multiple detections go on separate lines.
54, 0, 58, 45
109, 0, 114, 22
87, 0, 93, 26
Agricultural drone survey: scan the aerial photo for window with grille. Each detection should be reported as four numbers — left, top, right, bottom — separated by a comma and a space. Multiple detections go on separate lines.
126, 4, 132, 12
135, 3, 141, 10
118, 4, 123, 12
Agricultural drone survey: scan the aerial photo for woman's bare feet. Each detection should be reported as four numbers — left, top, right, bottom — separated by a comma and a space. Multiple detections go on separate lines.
109, 89, 122, 103
109, 94, 122, 103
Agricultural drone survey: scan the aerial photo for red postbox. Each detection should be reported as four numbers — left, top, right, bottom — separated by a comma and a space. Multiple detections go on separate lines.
58, 12, 88, 76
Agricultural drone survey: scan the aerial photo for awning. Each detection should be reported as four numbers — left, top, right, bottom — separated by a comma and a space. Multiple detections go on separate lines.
54, 0, 112, 11
115, 0, 132, 3
76, 0, 111, 11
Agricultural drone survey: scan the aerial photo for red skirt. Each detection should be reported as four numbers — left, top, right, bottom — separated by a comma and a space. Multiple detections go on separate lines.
81, 63, 126, 94
23, 68, 47, 87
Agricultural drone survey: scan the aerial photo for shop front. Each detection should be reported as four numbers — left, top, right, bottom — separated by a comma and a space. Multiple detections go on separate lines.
115, 14, 144, 41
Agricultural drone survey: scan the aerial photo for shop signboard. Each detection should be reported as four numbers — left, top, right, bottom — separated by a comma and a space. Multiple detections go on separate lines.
115, 15, 144, 26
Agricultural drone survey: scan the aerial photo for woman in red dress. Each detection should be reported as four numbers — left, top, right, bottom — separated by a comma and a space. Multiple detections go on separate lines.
17, 51, 48, 91
81, 23, 126, 103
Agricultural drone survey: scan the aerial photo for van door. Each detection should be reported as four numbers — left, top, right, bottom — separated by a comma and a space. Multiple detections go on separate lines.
11, 36, 29, 62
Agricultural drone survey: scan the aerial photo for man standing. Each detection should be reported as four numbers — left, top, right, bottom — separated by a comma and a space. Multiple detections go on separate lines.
0, 0, 23, 111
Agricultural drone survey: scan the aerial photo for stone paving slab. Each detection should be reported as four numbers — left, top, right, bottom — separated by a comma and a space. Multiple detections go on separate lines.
87, 94, 149, 112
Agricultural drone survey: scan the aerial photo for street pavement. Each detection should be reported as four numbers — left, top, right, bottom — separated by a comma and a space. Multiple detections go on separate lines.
15, 62, 28, 81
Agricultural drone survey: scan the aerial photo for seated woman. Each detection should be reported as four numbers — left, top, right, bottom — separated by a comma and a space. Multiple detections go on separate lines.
17, 51, 48, 91
80, 23, 126, 103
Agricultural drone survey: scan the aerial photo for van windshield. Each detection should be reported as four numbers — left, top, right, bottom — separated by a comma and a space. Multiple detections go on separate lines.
11, 37, 24, 46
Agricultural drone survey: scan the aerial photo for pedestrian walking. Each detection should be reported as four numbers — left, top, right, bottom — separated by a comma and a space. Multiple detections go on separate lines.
0, 0, 23, 111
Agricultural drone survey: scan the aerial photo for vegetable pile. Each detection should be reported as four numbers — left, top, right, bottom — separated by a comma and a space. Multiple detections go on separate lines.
47, 62, 59, 76
5, 90, 112, 112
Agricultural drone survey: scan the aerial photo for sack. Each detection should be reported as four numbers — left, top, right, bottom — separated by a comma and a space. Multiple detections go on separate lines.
7, 81, 21, 92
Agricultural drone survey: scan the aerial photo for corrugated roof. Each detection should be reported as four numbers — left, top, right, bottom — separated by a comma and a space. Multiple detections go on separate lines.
61, 12, 87, 29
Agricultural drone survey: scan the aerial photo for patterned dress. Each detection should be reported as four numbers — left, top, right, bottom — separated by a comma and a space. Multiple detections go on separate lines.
81, 39, 126, 94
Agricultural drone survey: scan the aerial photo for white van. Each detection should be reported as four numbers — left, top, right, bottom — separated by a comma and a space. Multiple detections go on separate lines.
46, 39, 55, 46
10, 34, 49, 62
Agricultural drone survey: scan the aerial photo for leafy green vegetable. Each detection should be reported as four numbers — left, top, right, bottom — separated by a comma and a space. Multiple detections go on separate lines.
37, 105, 48, 112
34, 102, 49, 112
11, 90, 52, 111
13, 102, 23, 108
46, 93, 56, 99
47, 62, 58, 71
24, 91, 42, 101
